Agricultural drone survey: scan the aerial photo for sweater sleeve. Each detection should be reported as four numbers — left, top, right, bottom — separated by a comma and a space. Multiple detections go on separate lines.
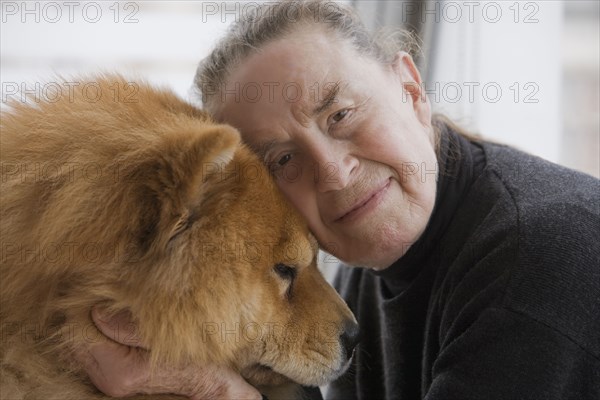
425, 307, 600, 400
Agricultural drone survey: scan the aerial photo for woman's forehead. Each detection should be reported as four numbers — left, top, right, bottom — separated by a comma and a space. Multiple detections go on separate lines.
216, 30, 387, 136
230, 28, 360, 84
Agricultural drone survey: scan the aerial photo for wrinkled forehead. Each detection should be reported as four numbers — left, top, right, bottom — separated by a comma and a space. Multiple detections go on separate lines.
214, 32, 380, 141
215, 30, 363, 112
228, 27, 351, 88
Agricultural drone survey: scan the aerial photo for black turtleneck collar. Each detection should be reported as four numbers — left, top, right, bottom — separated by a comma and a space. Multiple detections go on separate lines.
371, 123, 486, 294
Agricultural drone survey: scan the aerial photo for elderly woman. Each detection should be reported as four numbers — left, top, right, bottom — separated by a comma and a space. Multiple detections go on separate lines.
85, 1, 599, 399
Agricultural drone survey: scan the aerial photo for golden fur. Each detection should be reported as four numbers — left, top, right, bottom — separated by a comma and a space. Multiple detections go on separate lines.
0, 76, 356, 399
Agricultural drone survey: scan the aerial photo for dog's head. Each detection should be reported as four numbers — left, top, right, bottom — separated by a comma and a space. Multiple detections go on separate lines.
121, 121, 359, 387
0, 75, 358, 388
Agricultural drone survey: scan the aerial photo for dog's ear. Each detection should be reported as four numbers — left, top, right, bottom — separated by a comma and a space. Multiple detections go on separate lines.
125, 124, 240, 255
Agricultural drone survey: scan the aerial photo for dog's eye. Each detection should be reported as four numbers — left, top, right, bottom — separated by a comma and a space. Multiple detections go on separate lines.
274, 263, 296, 281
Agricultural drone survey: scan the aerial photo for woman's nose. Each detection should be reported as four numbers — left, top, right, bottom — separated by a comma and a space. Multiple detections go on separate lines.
312, 144, 358, 193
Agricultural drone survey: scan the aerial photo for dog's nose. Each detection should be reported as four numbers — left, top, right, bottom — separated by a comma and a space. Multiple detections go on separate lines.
340, 320, 360, 359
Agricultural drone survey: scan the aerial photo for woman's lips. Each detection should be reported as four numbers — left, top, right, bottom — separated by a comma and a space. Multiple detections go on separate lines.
334, 178, 392, 223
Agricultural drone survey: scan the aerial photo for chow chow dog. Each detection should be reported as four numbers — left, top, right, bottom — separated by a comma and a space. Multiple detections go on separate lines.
0, 76, 358, 399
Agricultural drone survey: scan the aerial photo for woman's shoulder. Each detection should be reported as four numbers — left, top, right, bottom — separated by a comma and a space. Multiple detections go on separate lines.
479, 140, 598, 209
457, 140, 600, 356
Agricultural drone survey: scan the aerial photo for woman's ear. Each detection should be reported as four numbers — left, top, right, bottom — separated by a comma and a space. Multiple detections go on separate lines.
391, 51, 431, 127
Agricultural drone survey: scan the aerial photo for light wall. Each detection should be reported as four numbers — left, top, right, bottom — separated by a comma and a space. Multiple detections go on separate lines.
351, 0, 599, 177
1, 2, 237, 103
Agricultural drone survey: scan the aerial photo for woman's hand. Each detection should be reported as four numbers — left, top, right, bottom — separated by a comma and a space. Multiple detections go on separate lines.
76, 307, 262, 400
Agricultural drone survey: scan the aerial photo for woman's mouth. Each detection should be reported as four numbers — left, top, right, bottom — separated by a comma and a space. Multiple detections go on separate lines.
335, 178, 392, 223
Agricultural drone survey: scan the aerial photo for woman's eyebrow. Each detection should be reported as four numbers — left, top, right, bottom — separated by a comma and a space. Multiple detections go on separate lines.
312, 81, 341, 116
247, 82, 343, 161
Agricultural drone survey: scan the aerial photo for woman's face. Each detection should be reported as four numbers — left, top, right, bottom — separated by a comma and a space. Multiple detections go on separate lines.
215, 29, 438, 270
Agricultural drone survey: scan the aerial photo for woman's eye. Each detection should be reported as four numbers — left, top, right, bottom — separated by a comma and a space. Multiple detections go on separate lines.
331, 109, 349, 123
278, 154, 292, 166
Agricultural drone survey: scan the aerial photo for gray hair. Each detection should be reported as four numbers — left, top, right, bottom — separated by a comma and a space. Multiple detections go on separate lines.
194, 0, 420, 112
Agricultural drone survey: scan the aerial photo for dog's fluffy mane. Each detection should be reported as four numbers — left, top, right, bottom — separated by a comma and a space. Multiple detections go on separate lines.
0, 74, 281, 370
